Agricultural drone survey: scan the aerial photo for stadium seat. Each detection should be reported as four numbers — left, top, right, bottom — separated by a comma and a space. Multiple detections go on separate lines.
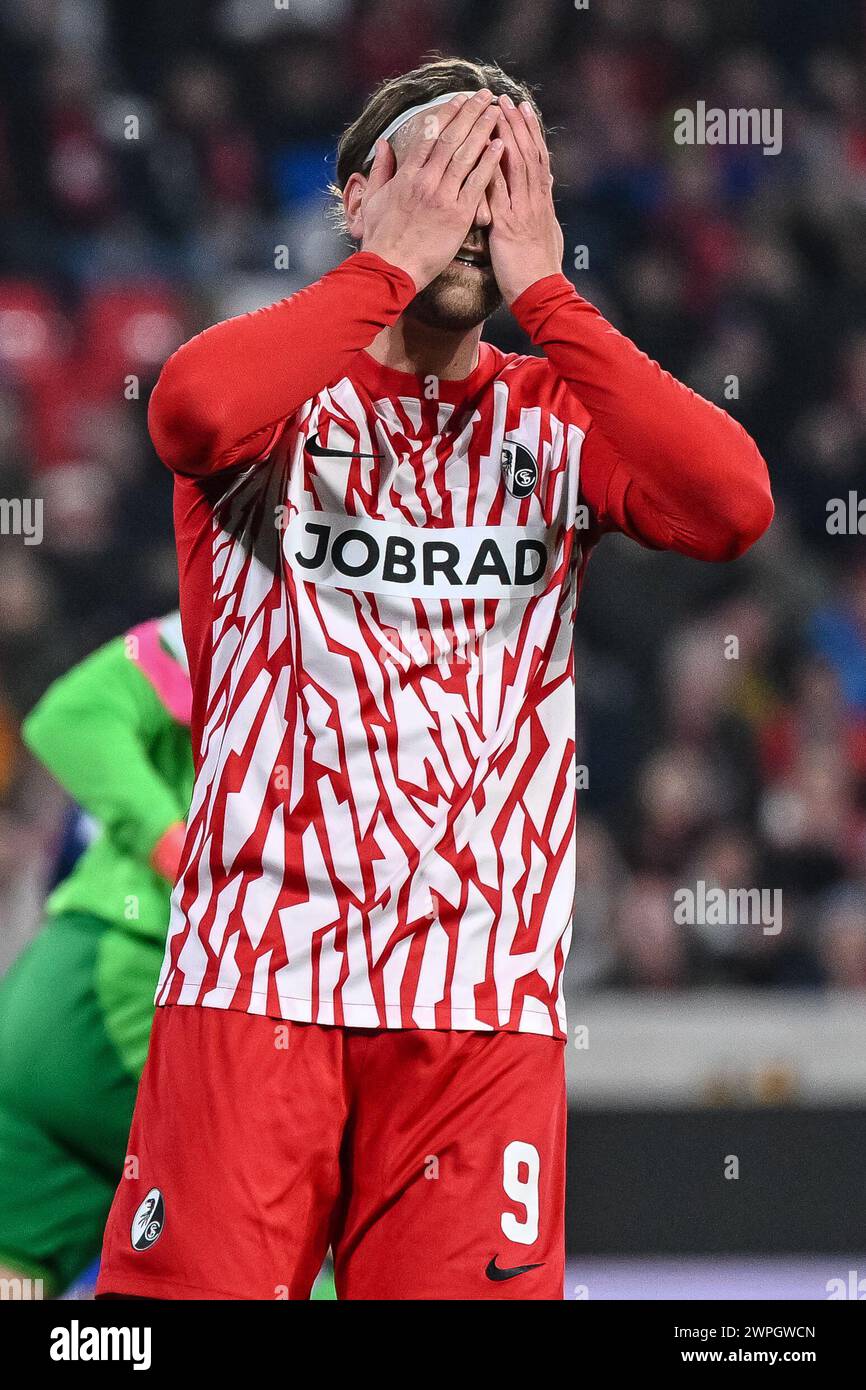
75, 283, 186, 398
0, 280, 68, 386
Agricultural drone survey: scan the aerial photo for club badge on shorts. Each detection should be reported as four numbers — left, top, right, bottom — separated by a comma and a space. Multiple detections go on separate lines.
131, 1188, 165, 1251
501, 441, 538, 498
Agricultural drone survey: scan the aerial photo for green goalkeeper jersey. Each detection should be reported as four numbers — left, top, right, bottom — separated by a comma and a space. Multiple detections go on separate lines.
22, 614, 194, 943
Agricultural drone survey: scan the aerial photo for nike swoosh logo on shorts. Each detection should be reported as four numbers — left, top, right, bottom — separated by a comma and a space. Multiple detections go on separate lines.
485, 1256, 545, 1282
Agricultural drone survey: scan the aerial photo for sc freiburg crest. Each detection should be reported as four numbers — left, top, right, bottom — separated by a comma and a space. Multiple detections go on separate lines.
131, 1188, 165, 1251
500, 441, 538, 499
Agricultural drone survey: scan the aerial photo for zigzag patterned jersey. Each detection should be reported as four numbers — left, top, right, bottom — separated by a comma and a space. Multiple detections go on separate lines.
150, 253, 771, 1037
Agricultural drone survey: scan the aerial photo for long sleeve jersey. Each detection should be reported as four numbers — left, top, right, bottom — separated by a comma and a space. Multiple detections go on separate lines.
150, 252, 773, 1037
23, 615, 194, 941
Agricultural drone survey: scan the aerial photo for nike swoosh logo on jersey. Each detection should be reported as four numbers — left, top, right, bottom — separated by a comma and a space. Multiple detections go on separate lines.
485, 1256, 545, 1282
306, 431, 382, 460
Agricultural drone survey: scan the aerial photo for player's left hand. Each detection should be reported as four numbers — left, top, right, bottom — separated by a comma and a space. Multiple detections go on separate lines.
488, 95, 564, 304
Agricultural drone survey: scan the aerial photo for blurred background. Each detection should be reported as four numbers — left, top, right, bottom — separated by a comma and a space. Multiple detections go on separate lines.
1, 0, 865, 1298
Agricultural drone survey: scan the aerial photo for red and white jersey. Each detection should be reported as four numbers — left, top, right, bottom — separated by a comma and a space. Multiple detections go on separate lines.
152, 254, 772, 1039
158, 345, 589, 1037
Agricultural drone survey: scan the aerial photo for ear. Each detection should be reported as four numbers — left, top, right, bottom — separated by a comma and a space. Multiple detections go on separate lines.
343, 140, 395, 241
342, 171, 367, 241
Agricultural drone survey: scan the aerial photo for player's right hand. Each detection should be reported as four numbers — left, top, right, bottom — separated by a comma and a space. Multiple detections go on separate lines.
360, 89, 504, 290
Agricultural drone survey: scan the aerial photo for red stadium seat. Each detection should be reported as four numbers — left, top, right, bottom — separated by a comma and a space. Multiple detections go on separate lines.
0, 280, 68, 386
75, 283, 186, 398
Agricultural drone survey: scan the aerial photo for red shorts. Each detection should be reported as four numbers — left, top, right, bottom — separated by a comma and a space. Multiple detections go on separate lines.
97, 1004, 566, 1300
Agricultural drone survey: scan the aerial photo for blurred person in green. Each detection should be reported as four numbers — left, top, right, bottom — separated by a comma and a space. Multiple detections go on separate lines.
0, 613, 336, 1298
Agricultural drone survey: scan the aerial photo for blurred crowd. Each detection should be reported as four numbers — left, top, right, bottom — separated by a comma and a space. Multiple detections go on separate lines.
0, 0, 865, 989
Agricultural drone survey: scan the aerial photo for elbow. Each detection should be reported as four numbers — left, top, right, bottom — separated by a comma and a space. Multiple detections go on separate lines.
722, 472, 778, 558
20, 709, 38, 757
21, 702, 54, 766
710, 473, 775, 561
148, 344, 227, 474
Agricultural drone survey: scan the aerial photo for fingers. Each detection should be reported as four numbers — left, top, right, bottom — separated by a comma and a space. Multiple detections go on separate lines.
401, 92, 472, 171
487, 164, 511, 217
489, 162, 514, 222
442, 104, 501, 189
426, 88, 496, 178
519, 99, 552, 175
497, 94, 551, 202
364, 139, 396, 198
495, 106, 530, 205
458, 137, 504, 209
498, 94, 544, 173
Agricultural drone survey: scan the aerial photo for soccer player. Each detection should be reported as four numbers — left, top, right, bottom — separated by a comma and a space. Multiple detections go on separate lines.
97, 57, 773, 1301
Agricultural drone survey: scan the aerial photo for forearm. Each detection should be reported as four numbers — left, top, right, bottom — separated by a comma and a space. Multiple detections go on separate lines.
149, 251, 417, 475
512, 275, 774, 560
26, 705, 183, 860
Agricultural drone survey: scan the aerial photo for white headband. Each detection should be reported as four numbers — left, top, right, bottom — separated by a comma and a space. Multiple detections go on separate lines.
362, 90, 482, 169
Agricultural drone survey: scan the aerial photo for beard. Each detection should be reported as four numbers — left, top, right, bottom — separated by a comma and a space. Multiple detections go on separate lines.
405, 259, 503, 332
